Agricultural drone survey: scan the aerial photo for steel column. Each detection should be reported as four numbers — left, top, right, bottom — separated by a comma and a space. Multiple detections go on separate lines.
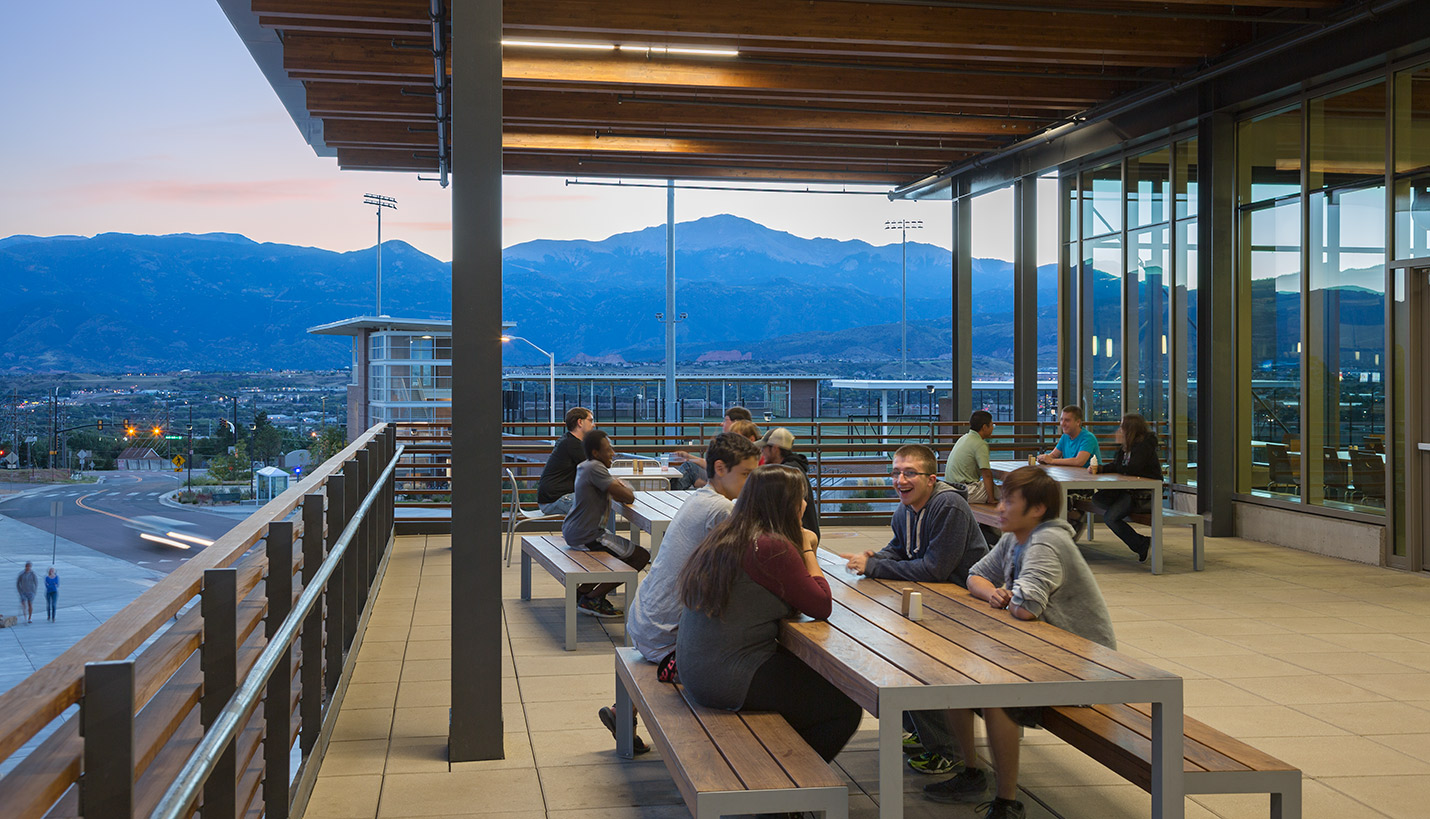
1197, 111, 1237, 536
1014, 175, 1040, 422
450, 0, 506, 762
950, 186, 973, 421
201, 568, 237, 819
300, 493, 324, 755
324, 474, 347, 692
79, 660, 134, 819
265, 521, 294, 819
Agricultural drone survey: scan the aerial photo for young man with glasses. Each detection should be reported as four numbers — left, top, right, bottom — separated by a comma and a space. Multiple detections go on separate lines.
840, 443, 989, 778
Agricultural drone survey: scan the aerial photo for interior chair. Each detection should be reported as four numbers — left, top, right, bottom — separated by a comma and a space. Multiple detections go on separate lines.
1265, 443, 1299, 494
1321, 447, 1350, 500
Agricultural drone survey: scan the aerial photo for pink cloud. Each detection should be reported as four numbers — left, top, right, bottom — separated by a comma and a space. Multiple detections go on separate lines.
138, 179, 344, 204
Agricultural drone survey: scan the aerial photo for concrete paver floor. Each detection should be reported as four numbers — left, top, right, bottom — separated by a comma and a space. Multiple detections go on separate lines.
306, 526, 1430, 819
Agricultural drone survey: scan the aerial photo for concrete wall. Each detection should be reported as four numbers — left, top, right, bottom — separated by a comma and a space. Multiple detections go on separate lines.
1233, 500, 1384, 565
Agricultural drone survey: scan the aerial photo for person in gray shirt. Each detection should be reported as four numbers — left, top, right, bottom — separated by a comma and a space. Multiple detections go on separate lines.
560, 430, 646, 619
599, 433, 760, 754
16, 561, 38, 624
921, 466, 1116, 819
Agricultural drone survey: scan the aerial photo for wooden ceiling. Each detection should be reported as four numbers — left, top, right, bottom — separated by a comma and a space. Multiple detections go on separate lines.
245, 0, 1346, 186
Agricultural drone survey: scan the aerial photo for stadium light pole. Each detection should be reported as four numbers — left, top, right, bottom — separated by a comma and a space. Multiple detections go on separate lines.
363, 193, 398, 316
885, 219, 923, 377
501, 335, 556, 431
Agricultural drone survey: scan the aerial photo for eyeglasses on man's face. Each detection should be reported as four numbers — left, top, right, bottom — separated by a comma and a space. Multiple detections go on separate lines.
889, 468, 934, 479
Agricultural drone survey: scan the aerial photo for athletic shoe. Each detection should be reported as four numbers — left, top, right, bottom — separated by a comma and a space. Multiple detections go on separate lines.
902, 730, 923, 754
598, 705, 651, 754
578, 595, 622, 618
977, 797, 1026, 819
906, 750, 958, 775
1133, 536, 1151, 563
923, 767, 989, 803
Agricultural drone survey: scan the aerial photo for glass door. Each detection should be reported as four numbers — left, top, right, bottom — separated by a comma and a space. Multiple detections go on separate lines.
1389, 262, 1428, 570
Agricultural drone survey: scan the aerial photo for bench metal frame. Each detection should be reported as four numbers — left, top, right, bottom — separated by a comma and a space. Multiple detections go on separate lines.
1185, 769, 1302, 819
520, 535, 639, 650
613, 648, 849, 818
1084, 506, 1205, 571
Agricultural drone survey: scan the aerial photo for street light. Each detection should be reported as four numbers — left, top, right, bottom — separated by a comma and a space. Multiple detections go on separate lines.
885, 219, 923, 378
363, 193, 397, 316
501, 335, 556, 430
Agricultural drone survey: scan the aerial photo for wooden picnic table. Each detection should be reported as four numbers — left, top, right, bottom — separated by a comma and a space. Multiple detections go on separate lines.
779, 549, 1185, 819
609, 489, 696, 560
988, 460, 1168, 573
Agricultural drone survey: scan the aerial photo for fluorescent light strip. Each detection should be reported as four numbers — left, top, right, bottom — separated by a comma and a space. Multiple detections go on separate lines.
141, 532, 192, 549
617, 44, 739, 57
501, 39, 614, 51
166, 531, 215, 547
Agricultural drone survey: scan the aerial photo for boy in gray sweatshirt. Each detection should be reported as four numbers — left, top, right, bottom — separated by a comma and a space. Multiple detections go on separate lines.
921, 466, 1115, 819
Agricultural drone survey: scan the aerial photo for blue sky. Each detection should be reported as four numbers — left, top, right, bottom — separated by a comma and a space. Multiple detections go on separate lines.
0, 1, 991, 261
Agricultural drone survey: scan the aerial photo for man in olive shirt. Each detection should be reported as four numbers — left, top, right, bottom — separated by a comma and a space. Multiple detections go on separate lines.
536, 407, 595, 515
946, 410, 997, 504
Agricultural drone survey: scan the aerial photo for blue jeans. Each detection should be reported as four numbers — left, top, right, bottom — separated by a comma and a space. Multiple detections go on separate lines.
1091, 489, 1150, 552
538, 493, 573, 516
45, 590, 58, 620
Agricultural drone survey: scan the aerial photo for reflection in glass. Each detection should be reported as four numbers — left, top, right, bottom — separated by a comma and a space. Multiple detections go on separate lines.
1394, 63, 1430, 258
1127, 147, 1171, 229
1081, 162, 1121, 238
1174, 218, 1198, 486
1240, 200, 1302, 499
1177, 137, 1198, 220
1238, 107, 1301, 205
1083, 235, 1122, 420
971, 186, 1014, 381
1037, 175, 1060, 401
1131, 226, 1170, 432
1390, 270, 1408, 557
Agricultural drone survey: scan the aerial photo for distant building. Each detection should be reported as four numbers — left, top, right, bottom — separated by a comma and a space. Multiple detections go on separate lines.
117, 446, 164, 471
308, 316, 458, 441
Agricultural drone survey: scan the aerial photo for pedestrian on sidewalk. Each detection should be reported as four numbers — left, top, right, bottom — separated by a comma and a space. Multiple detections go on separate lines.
16, 561, 38, 624
44, 567, 59, 622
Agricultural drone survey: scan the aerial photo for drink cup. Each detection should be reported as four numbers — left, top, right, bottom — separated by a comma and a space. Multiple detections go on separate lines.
1028, 454, 1037, 466
658, 454, 670, 469
633, 460, 644, 474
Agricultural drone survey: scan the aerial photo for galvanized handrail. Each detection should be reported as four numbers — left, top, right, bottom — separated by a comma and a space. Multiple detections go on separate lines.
150, 443, 406, 819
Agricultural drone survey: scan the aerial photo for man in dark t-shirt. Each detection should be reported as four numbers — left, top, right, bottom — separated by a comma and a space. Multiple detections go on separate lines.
536, 407, 595, 514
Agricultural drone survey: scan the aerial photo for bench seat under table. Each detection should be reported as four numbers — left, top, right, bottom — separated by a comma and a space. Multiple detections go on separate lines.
519, 534, 640, 650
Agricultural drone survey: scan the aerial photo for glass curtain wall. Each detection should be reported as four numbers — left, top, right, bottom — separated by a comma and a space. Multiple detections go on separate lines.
1173, 139, 1198, 486
971, 186, 1015, 385
1036, 174, 1060, 421
1081, 162, 1123, 420
1128, 147, 1172, 440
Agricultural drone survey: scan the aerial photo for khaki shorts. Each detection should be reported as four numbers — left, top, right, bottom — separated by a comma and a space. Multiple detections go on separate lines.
962, 481, 992, 504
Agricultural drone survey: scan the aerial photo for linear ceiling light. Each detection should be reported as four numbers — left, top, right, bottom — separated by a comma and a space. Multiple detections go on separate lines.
617, 44, 739, 57
501, 39, 615, 51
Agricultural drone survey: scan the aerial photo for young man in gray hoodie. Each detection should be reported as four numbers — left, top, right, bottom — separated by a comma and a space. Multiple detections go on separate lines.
841, 444, 989, 777
921, 466, 1116, 819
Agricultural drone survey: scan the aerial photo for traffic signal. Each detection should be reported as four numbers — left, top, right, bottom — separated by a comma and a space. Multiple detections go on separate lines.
97, 419, 104, 431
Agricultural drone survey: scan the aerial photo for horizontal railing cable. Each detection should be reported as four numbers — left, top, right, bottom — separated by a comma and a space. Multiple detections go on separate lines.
150, 444, 405, 819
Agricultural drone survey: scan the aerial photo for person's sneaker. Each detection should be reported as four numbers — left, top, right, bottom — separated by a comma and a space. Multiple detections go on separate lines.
977, 797, 1027, 819
906, 750, 959, 775
923, 767, 989, 803
902, 730, 923, 755
598, 705, 651, 754
578, 595, 622, 618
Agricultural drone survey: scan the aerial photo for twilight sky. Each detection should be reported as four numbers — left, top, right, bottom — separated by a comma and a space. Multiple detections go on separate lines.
0, 1, 1025, 262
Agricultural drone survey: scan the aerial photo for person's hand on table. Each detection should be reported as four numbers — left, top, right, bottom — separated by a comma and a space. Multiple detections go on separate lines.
1087, 462, 1099, 474
987, 587, 1013, 610
670, 450, 689, 463
840, 550, 873, 575
1035, 453, 1049, 464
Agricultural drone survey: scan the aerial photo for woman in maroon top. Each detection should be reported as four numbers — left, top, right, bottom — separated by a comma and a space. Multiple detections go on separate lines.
676, 465, 863, 761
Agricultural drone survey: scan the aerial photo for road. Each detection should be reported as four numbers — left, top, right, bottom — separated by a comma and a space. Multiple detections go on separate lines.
0, 472, 240, 573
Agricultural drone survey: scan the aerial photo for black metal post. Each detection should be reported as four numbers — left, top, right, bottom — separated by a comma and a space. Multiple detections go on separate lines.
342, 458, 361, 644
1198, 112, 1236, 536
1014, 175, 1039, 423
201, 568, 237, 819
300, 493, 324, 755
324, 474, 346, 692
951, 185, 974, 421
356, 448, 373, 603
265, 521, 294, 819
80, 660, 134, 819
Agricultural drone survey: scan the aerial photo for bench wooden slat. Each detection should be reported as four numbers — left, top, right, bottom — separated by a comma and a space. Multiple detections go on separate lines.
737, 710, 845, 790
1125, 703, 1300, 774
1041, 703, 1169, 791
524, 535, 598, 580
1090, 704, 1248, 774
682, 692, 798, 791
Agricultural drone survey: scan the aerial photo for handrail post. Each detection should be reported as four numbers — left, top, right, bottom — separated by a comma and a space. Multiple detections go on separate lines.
324, 474, 347, 692
265, 521, 295, 819
201, 568, 238, 819
79, 660, 134, 819
300, 493, 324, 755
356, 448, 374, 599
342, 458, 361, 648
385, 425, 397, 552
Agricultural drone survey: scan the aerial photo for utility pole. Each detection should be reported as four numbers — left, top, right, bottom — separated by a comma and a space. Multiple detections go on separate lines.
187, 402, 194, 490
656, 179, 685, 439
885, 220, 923, 378
363, 193, 398, 316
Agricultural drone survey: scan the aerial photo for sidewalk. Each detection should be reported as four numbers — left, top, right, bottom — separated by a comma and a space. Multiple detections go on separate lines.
0, 513, 167, 776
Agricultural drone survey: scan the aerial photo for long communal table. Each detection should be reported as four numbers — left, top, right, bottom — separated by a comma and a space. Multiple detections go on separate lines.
779, 550, 1185, 819
988, 460, 1168, 574
609, 489, 695, 560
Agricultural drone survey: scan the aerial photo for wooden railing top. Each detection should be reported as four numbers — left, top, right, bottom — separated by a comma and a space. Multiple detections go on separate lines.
0, 424, 389, 766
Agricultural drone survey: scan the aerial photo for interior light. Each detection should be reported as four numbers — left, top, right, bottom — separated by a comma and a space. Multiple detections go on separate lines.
1091, 336, 1098, 356
617, 44, 739, 57
501, 39, 615, 51
1105, 339, 1113, 358
1161, 334, 1167, 355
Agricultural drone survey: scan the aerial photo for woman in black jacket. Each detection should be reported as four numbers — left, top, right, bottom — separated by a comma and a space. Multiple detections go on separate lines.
1089, 413, 1162, 561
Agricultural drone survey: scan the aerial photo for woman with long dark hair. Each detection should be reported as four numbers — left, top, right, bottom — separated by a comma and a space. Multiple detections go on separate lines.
676, 464, 863, 762
1089, 413, 1163, 561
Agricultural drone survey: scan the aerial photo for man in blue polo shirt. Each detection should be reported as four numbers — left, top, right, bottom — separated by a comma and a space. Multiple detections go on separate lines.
1035, 405, 1102, 532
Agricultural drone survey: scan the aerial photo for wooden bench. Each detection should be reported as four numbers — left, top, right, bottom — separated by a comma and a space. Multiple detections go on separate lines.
519, 534, 641, 650
612, 647, 848, 818
1071, 498, 1205, 570
1043, 703, 1301, 818
968, 501, 999, 529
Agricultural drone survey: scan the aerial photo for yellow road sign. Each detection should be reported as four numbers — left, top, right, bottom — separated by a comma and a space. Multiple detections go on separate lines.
172, 455, 186, 467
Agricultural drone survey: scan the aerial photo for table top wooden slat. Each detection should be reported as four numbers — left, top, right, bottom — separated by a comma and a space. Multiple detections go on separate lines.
682, 693, 798, 791
777, 619, 918, 716
524, 535, 604, 577
988, 460, 1161, 488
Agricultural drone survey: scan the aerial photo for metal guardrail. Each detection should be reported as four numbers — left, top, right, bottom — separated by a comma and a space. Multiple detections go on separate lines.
150, 443, 405, 819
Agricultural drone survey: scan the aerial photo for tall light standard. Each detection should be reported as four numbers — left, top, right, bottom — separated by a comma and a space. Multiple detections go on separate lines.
363, 193, 397, 316
501, 335, 556, 430
885, 219, 923, 377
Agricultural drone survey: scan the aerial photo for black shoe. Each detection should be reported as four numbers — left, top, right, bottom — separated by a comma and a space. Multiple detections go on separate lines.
1133, 537, 1151, 563
978, 797, 1027, 819
598, 705, 650, 754
923, 767, 989, 803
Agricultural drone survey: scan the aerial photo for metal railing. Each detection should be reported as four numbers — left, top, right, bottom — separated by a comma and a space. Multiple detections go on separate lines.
0, 424, 399, 819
